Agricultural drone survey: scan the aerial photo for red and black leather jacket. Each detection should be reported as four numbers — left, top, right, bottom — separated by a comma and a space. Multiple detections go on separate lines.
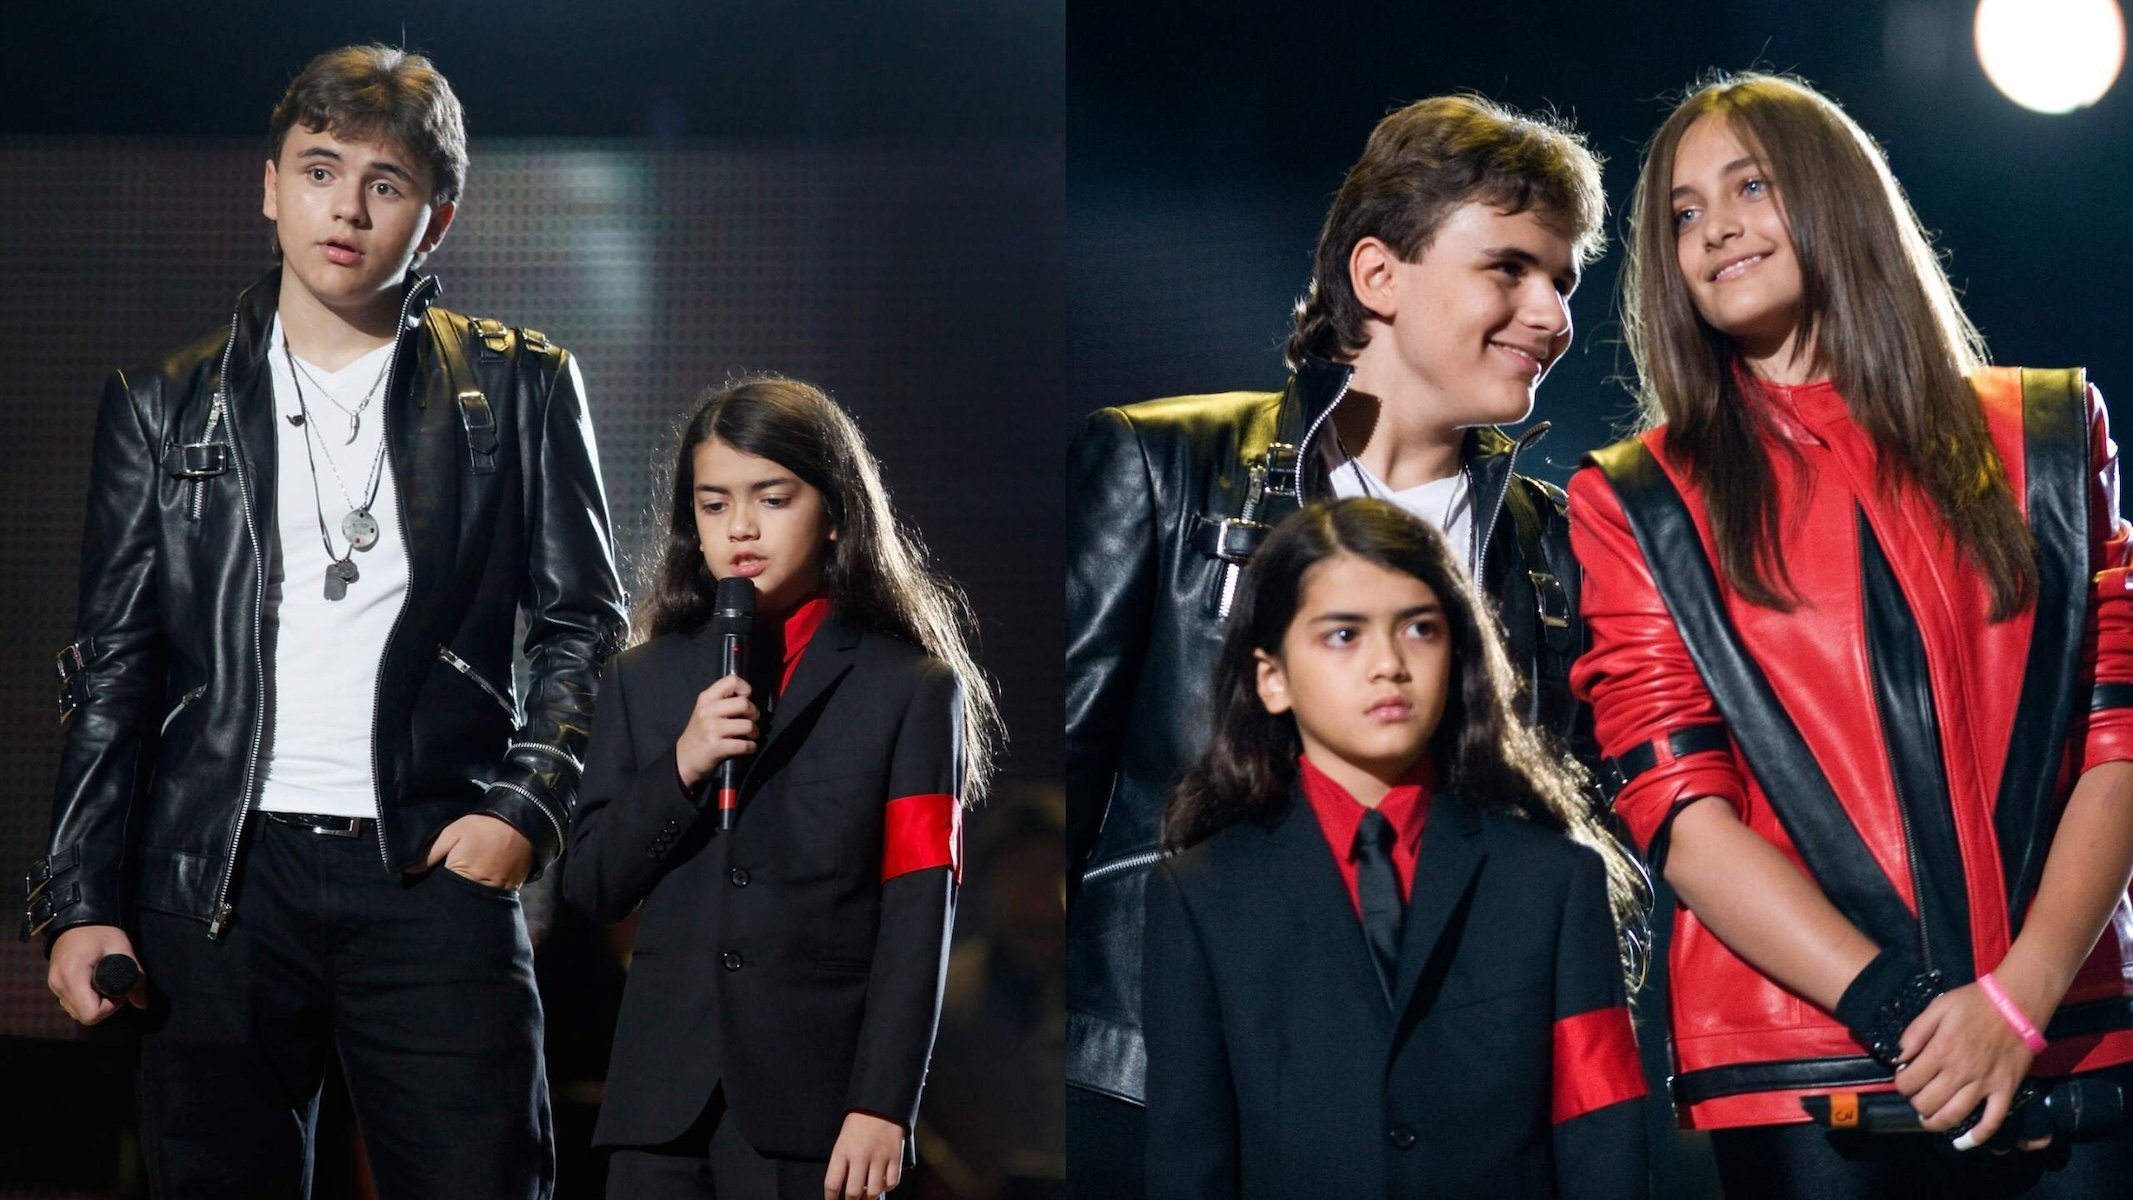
1569, 368, 2133, 1129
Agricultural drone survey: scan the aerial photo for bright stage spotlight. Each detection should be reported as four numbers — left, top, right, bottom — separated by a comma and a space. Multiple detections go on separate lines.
1975, 0, 2125, 113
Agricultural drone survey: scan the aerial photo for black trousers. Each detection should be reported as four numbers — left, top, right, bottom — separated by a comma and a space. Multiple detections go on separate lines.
1064, 1084, 1143, 1200
133, 818, 554, 1199
1711, 1077, 2133, 1200
605, 1085, 829, 1199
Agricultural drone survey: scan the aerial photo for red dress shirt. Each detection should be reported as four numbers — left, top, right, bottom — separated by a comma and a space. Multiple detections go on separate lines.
1297, 754, 1431, 917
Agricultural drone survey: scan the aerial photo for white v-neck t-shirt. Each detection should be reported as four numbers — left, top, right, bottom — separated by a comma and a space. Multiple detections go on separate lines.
1328, 456, 1479, 576
256, 316, 410, 818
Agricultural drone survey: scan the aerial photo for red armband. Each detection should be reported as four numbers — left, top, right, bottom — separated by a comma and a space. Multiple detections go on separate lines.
1551, 1005, 1646, 1124
882, 792, 961, 883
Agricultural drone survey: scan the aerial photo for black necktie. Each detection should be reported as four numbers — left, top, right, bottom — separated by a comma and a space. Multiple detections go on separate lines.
1353, 809, 1402, 1004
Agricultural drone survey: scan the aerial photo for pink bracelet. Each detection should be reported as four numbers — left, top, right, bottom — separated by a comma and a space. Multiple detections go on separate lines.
1978, 972, 2048, 1054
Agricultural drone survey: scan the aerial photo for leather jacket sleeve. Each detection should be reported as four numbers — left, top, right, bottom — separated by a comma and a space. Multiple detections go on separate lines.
476, 348, 629, 878
34, 370, 166, 942
2081, 384, 2133, 768
1566, 466, 1744, 861
1065, 407, 1159, 895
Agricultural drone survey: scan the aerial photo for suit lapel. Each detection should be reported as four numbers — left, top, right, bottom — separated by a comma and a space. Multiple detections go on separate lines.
1391, 793, 1485, 1019
740, 611, 859, 790
1256, 792, 1394, 1027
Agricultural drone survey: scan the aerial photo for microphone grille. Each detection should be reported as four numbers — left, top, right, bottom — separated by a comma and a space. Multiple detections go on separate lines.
711, 576, 756, 635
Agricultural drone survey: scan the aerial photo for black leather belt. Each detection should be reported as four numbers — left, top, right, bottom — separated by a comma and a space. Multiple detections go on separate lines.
261, 811, 375, 839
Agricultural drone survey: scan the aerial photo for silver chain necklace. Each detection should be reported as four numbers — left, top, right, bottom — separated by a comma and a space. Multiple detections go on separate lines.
282, 336, 390, 445
283, 339, 389, 600
1337, 432, 1479, 578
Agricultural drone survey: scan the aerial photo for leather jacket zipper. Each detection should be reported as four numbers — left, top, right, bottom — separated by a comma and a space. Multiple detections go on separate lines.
159, 685, 206, 735
1081, 847, 1166, 886
210, 279, 434, 936
1474, 422, 1550, 583
437, 645, 520, 723
206, 311, 263, 939
1216, 374, 1357, 619
368, 280, 438, 874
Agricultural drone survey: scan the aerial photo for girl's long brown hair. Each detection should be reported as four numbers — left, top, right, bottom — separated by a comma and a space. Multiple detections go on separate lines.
636, 376, 1003, 802
1622, 72, 2035, 618
1165, 500, 1647, 983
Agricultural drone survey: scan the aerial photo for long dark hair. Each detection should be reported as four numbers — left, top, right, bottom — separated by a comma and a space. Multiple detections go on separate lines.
1165, 500, 1645, 976
636, 375, 1002, 802
1622, 72, 2034, 619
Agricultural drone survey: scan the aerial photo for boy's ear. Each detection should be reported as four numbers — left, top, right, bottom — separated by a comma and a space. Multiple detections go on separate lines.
262, 159, 279, 223
1253, 649, 1292, 716
416, 200, 457, 257
1348, 236, 1401, 323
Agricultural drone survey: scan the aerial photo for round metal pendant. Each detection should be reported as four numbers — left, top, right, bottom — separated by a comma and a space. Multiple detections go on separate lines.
342, 509, 381, 551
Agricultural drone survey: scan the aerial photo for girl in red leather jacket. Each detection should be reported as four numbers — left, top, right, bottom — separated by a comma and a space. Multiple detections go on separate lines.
1141, 499, 1649, 1199
1571, 71, 2133, 1195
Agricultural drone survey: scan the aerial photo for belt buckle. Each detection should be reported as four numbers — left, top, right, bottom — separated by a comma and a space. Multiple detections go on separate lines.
271, 812, 365, 838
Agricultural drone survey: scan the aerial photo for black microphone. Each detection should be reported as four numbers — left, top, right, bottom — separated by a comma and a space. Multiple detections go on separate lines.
710, 576, 755, 831
91, 953, 140, 1001
1802, 1078, 2124, 1148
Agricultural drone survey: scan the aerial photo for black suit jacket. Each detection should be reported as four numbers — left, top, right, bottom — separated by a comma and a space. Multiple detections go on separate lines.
562, 612, 960, 1159
1142, 791, 1646, 1200
1066, 358, 1587, 1101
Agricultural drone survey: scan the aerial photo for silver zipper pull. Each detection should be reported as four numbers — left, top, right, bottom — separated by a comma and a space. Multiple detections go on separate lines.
207, 902, 235, 939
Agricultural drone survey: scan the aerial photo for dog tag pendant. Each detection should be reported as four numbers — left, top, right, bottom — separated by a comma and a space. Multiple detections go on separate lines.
324, 557, 359, 601
342, 508, 381, 551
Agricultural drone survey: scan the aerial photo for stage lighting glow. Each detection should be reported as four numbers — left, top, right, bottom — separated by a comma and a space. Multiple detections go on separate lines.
1975, 0, 2125, 113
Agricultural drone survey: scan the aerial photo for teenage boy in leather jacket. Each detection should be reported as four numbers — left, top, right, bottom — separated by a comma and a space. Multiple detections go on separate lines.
27, 45, 626, 1197
1064, 95, 1607, 1197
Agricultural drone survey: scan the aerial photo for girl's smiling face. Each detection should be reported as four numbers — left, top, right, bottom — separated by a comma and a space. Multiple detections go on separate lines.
692, 438, 837, 613
1254, 552, 1450, 800
1669, 115, 1810, 371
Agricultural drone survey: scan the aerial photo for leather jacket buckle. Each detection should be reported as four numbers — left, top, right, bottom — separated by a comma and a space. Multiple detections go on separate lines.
470, 317, 511, 359
21, 880, 81, 941
23, 845, 79, 902
55, 640, 94, 716
1193, 516, 1270, 564
162, 440, 229, 479
455, 390, 499, 476
1528, 570, 1572, 645
1262, 442, 1300, 498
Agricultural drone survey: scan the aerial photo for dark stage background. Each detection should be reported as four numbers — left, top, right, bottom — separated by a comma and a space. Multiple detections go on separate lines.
1069, 2, 2133, 1198
1, 4, 1064, 1198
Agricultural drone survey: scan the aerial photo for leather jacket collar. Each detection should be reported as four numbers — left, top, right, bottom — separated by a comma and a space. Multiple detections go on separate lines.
1280, 356, 1553, 543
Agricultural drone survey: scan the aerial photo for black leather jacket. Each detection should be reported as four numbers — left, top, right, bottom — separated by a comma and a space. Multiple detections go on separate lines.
1063, 358, 1586, 1102
24, 268, 629, 943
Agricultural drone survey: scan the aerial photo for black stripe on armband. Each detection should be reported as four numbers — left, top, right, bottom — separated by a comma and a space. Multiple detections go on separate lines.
1599, 723, 1731, 799
2092, 683, 2133, 712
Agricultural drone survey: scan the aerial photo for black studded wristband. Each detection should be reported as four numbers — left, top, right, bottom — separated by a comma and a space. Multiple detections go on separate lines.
1834, 948, 1945, 1068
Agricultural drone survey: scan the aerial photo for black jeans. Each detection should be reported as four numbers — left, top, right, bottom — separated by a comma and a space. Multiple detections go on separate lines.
134, 817, 553, 1199
1065, 1085, 1144, 1200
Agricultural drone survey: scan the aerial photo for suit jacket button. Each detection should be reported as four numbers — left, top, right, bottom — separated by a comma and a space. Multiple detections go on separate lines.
729, 867, 750, 887
1388, 1124, 1416, 1150
722, 951, 744, 971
